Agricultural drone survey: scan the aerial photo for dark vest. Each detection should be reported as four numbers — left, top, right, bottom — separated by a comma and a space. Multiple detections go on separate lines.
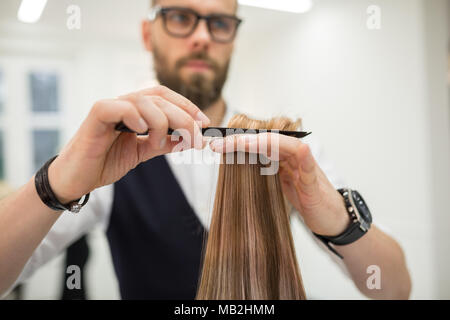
106, 155, 207, 299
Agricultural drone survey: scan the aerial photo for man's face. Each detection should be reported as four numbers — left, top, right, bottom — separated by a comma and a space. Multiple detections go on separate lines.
142, 0, 238, 110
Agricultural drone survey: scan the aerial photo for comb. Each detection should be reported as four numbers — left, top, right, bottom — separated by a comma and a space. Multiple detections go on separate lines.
114, 121, 311, 138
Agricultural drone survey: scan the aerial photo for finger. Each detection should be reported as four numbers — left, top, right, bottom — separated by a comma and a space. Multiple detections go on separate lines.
136, 134, 183, 161
209, 132, 302, 160
295, 143, 318, 189
280, 161, 300, 181
149, 95, 204, 150
135, 95, 169, 150
280, 143, 316, 186
88, 99, 148, 137
137, 134, 210, 161
209, 132, 317, 189
120, 85, 211, 128
209, 133, 262, 154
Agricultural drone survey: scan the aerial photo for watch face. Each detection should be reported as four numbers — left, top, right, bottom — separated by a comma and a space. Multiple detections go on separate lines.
352, 190, 372, 224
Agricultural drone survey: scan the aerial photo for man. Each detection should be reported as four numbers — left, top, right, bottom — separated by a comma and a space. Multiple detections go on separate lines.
0, 0, 411, 299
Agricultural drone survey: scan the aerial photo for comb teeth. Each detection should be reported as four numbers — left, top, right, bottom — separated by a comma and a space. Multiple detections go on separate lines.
114, 122, 311, 138
193, 127, 311, 138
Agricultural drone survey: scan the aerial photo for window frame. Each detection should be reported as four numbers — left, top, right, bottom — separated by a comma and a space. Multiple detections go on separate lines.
0, 56, 71, 186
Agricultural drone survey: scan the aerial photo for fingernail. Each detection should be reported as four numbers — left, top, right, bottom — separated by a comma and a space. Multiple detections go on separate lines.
138, 118, 148, 133
195, 111, 210, 127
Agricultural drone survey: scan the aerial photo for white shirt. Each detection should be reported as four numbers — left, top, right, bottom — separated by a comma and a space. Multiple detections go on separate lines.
2, 105, 354, 298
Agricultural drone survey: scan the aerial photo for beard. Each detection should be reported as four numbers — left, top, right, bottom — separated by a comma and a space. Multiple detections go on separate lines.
152, 47, 230, 111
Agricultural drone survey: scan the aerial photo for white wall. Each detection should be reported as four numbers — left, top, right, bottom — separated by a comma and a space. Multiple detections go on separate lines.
226, 0, 450, 299
0, 0, 448, 299
423, 0, 450, 299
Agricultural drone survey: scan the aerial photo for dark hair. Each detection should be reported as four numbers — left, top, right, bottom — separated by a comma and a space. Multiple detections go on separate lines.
150, 0, 239, 12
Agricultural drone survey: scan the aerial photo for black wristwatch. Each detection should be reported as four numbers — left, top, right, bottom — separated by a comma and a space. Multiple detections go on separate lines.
313, 188, 372, 259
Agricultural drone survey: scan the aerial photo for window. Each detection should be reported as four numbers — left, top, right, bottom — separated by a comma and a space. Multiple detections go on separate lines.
29, 70, 62, 173
0, 71, 4, 114
0, 59, 67, 185
29, 71, 60, 112
32, 130, 59, 172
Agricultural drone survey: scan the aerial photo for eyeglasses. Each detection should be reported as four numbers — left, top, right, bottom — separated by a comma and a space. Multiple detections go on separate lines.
148, 6, 243, 43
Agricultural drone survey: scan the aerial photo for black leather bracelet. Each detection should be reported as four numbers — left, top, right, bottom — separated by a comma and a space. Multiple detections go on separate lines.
34, 155, 90, 213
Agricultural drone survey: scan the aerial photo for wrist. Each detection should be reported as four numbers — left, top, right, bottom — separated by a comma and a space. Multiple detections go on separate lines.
328, 200, 351, 236
36, 155, 90, 213
47, 157, 76, 204
313, 188, 373, 259
28, 175, 63, 214
310, 191, 350, 237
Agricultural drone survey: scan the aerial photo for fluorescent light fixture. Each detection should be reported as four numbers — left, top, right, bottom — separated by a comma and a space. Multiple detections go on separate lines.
238, 0, 313, 13
17, 0, 48, 23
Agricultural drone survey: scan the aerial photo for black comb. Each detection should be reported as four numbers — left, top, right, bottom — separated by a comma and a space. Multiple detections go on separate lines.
114, 121, 311, 138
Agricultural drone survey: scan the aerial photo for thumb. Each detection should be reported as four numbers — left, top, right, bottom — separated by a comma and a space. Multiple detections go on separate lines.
297, 144, 318, 191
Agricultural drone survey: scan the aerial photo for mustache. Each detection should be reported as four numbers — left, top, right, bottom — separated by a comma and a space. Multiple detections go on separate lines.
175, 52, 220, 71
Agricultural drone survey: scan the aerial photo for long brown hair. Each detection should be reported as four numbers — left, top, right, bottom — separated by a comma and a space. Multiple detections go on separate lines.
196, 114, 306, 300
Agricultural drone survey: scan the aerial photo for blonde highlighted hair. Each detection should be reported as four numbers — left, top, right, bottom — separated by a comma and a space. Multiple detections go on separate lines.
196, 114, 306, 300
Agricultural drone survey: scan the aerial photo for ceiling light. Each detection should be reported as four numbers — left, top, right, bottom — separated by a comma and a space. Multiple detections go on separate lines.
238, 0, 313, 13
17, 0, 48, 23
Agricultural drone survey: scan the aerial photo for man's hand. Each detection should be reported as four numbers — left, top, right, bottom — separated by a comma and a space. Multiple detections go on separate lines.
49, 85, 210, 204
210, 132, 412, 299
209, 133, 350, 236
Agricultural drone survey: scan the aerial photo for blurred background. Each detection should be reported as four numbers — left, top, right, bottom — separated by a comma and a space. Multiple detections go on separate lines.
0, 0, 449, 299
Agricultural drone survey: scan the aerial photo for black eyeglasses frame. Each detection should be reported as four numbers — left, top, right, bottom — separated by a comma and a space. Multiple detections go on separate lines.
148, 5, 243, 43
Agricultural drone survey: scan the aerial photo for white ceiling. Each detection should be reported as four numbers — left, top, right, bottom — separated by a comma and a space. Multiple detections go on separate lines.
0, 0, 152, 42
0, 0, 303, 43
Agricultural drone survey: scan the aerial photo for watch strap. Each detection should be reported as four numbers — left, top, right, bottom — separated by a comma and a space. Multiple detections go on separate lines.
314, 222, 366, 246
34, 155, 90, 213
312, 188, 370, 259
